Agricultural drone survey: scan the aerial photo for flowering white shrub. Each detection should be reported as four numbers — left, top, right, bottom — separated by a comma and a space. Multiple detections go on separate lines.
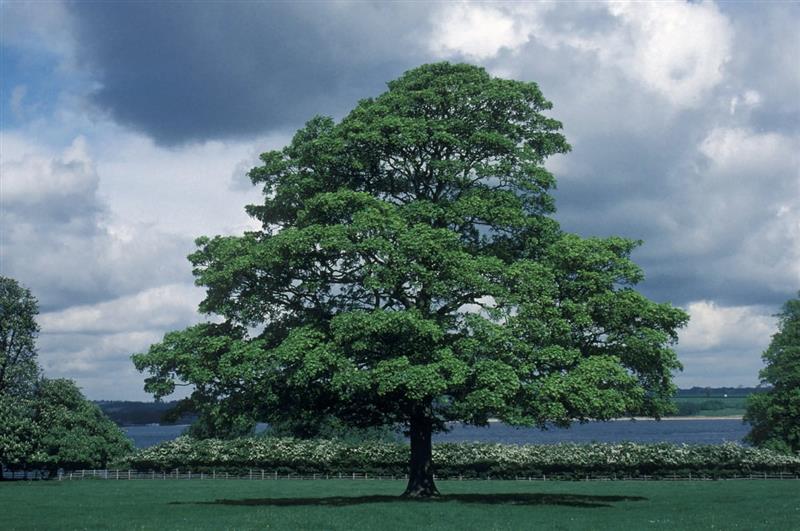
121, 437, 800, 477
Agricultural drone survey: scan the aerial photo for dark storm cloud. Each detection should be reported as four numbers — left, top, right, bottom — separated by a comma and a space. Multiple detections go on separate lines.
68, 2, 432, 144
481, 4, 800, 309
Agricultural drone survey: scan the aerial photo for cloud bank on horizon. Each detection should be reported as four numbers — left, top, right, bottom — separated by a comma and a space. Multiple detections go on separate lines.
1, 1, 798, 399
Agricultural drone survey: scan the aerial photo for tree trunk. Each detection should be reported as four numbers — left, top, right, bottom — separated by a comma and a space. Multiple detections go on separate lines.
403, 414, 439, 497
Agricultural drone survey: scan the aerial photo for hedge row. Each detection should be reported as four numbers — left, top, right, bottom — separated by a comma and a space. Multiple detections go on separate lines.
120, 438, 800, 478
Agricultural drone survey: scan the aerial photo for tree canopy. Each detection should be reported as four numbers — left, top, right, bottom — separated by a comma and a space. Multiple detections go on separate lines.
134, 63, 689, 496
0, 378, 134, 477
0, 276, 40, 396
745, 293, 800, 454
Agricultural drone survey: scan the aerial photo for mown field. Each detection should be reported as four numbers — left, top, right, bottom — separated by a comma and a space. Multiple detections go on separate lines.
671, 396, 748, 417
2, 479, 798, 530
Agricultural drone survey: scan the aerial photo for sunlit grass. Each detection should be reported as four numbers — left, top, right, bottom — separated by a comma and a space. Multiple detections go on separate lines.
2, 478, 797, 530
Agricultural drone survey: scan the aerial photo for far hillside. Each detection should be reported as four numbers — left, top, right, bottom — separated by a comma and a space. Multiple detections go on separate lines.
669, 387, 769, 417
96, 387, 769, 426
94, 401, 196, 426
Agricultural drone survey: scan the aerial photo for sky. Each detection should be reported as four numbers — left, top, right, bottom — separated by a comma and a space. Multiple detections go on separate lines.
1, 1, 798, 400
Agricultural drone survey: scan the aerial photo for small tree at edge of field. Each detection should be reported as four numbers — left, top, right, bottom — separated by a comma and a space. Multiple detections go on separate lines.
745, 293, 800, 454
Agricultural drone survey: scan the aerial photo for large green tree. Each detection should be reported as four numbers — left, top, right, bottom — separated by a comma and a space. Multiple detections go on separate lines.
0, 276, 40, 396
745, 293, 800, 454
134, 63, 688, 496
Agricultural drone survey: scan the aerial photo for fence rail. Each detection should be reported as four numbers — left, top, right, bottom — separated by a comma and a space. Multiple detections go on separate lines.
1, 469, 792, 482
4, 468, 800, 482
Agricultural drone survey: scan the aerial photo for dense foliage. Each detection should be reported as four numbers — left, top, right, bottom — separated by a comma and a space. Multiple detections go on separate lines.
33, 379, 134, 471
1, 379, 133, 475
745, 293, 800, 454
133, 63, 688, 495
122, 437, 800, 478
0, 276, 40, 396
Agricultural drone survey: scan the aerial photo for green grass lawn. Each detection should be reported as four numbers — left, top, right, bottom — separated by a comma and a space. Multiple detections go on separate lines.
2, 479, 798, 530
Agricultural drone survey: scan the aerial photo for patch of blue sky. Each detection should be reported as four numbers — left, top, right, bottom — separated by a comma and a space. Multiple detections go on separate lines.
1, 44, 93, 136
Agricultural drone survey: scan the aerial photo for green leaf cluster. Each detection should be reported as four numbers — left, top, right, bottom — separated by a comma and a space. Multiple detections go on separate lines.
0, 276, 40, 396
745, 293, 800, 453
1, 379, 133, 474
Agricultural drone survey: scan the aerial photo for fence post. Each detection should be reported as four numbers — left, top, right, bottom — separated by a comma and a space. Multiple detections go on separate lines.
128, 470, 131, 480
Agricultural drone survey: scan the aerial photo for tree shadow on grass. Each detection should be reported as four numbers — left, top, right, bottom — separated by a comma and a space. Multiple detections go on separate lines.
174, 493, 647, 509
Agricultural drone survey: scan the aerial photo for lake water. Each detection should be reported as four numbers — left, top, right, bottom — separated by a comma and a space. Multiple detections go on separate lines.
124, 419, 750, 448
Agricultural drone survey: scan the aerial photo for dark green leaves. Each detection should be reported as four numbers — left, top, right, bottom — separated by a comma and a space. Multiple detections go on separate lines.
745, 294, 800, 453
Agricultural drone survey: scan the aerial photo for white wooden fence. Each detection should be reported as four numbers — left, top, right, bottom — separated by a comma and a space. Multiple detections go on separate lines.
43, 469, 800, 481
4, 469, 799, 481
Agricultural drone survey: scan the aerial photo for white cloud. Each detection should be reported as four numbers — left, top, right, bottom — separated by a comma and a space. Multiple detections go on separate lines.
0, 1, 76, 62
1, 119, 278, 397
93, 129, 275, 237
605, 1, 733, 108
36, 283, 206, 399
38, 328, 175, 400
39, 283, 203, 335
674, 300, 778, 387
729, 89, 762, 115
699, 127, 797, 176
680, 301, 776, 352
0, 133, 193, 311
2, 136, 97, 211
646, 126, 800, 297
429, 3, 534, 60
430, 1, 733, 109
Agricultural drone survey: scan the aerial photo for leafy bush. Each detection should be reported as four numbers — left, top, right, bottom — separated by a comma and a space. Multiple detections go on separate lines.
2, 379, 133, 476
120, 437, 800, 478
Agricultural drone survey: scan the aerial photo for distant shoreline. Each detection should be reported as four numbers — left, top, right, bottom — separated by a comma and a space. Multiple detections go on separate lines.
122, 418, 744, 429
617, 416, 744, 421
480, 416, 745, 424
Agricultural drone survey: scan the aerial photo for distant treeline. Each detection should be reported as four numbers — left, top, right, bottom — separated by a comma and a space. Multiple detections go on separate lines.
674, 387, 768, 398
94, 401, 197, 426
97, 388, 769, 426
